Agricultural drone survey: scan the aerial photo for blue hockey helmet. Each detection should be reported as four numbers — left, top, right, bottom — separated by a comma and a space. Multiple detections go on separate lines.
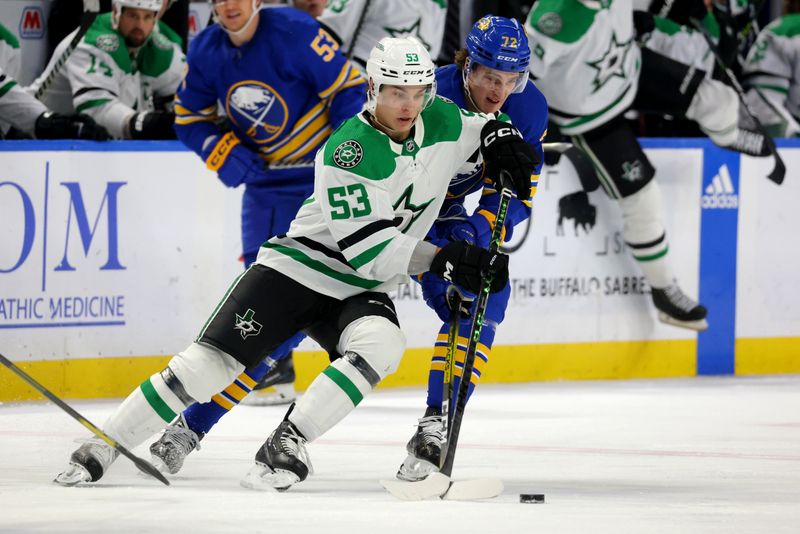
464, 15, 530, 93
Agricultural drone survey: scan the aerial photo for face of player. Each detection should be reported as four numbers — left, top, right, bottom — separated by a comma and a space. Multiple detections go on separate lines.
293, 0, 327, 17
214, 0, 259, 33
373, 84, 431, 141
118, 7, 158, 48
467, 64, 521, 114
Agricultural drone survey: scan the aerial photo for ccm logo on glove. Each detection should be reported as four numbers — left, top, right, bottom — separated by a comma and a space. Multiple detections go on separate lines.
482, 125, 523, 147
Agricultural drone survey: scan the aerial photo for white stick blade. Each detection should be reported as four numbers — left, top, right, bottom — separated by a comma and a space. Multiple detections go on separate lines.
441, 478, 504, 501
380, 473, 451, 501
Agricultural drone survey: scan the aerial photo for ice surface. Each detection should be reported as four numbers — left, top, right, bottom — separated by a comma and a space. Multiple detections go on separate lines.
1, 376, 799, 533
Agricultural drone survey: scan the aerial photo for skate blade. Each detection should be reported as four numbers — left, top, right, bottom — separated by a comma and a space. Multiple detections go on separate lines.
240, 463, 299, 492
142, 455, 174, 476
657, 312, 709, 332
54, 463, 92, 487
381, 472, 451, 501
441, 478, 504, 501
395, 454, 438, 482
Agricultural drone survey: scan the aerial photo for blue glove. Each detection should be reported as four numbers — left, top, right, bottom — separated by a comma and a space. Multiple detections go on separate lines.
203, 132, 269, 188
420, 271, 475, 322
445, 212, 493, 249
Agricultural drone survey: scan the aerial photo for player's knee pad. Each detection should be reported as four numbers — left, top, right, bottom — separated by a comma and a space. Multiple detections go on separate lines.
168, 342, 246, 404
686, 78, 738, 146
338, 315, 406, 381
618, 180, 667, 246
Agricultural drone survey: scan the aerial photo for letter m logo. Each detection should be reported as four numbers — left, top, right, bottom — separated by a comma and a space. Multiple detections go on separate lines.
55, 182, 127, 271
19, 7, 44, 39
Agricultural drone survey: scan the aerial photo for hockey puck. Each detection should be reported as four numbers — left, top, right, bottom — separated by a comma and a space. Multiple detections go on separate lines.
519, 493, 545, 504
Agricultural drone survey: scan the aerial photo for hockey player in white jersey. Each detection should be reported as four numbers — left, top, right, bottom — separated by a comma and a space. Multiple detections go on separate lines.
29, 0, 184, 140
53, 36, 537, 490
320, 0, 446, 65
0, 23, 109, 140
526, 0, 773, 331
742, 4, 800, 137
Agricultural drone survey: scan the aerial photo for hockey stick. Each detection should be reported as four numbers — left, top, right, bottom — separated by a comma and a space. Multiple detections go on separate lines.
0, 352, 170, 486
442, 285, 465, 434
34, 0, 100, 100
690, 17, 785, 185
382, 184, 512, 501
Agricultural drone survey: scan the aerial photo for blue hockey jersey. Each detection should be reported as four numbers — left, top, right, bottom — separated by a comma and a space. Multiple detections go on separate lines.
433, 64, 548, 245
175, 7, 366, 256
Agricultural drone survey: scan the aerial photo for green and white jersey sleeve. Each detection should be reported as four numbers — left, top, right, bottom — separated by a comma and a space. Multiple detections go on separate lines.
258, 97, 493, 300
525, 0, 640, 135
321, 0, 446, 66
0, 65, 47, 135
641, 14, 716, 75
743, 14, 800, 137
29, 13, 185, 139
0, 23, 21, 80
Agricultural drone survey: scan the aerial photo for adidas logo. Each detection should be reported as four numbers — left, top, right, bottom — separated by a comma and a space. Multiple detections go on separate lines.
702, 164, 738, 209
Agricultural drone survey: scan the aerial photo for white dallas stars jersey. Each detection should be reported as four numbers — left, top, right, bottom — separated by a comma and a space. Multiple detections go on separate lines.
29, 14, 184, 139
743, 14, 800, 137
525, 0, 640, 135
320, 0, 446, 66
257, 97, 493, 300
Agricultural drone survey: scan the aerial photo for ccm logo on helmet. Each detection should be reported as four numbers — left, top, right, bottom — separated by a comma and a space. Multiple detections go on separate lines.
483, 126, 522, 146
403, 70, 427, 75
496, 56, 519, 62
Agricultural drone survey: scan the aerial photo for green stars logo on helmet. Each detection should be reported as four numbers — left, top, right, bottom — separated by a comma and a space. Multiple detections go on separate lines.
333, 140, 364, 169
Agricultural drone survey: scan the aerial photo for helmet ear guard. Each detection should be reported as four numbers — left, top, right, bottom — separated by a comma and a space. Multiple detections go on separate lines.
365, 36, 437, 114
463, 15, 531, 94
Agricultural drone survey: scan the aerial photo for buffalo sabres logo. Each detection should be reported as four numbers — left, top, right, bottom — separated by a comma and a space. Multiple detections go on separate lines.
333, 140, 363, 168
234, 308, 262, 339
226, 81, 288, 144
477, 17, 491, 31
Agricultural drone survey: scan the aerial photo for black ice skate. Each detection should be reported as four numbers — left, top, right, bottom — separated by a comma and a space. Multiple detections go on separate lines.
396, 406, 445, 482
149, 413, 203, 475
240, 419, 312, 492
240, 356, 297, 406
54, 437, 120, 486
652, 284, 709, 331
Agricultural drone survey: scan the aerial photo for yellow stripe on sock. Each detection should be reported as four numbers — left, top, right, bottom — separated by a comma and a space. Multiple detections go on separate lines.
223, 383, 249, 402
212, 393, 234, 410
238, 373, 257, 389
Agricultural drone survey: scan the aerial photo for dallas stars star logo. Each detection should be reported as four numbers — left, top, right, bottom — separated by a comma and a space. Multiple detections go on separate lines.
234, 308, 262, 339
392, 184, 434, 233
586, 32, 632, 93
383, 18, 431, 51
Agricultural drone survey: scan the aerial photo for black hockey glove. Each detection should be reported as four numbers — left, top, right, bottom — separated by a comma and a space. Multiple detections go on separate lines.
479, 120, 539, 201
34, 112, 111, 140
128, 111, 177, 140
429, 241, 508, 295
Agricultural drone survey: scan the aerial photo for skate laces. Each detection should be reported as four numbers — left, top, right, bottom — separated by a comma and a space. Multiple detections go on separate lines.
161, 420, 201, 454
279, 424, 314, 475
663, 285, 699, 313
416, 415, 445, 447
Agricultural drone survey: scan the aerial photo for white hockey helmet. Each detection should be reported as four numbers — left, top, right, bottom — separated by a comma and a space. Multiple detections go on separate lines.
365, 36, 436, 114
111, 0, 163, 29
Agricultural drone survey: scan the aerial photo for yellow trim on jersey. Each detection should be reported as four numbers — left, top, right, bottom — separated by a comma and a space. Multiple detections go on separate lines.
318, 62, 361, 99
261, 100, 326, 155
287, 125, 333, 161
175, 115, 216, 125
265, 108, 331, 162
476, 209, 507, 243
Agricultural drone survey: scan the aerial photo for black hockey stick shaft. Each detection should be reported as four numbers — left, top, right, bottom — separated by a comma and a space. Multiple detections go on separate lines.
440, 185, 512, 477
690, 17, 785, 185
34, 0, 100, 100
0, 352, 170, 486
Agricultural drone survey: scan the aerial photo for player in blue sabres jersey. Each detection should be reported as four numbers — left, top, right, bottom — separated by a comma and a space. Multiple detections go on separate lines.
151, 0, 366, 474
397, 15, 548, 482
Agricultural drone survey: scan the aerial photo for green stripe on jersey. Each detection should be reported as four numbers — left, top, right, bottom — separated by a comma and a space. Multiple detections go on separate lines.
0, 23, 20, 48
140, 378, 177, 422
323, 365, 363, 406
263, 242, 382, 289
76, 98, 111, 113
348, 238, 392, 269
769, 14, 800, 38
0, 80, 18, 97
420, 97, 463, 146
324, 117, 396, 180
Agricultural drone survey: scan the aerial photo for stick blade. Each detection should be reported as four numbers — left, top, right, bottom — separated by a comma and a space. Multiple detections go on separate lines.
380, 473, 452, 501
441, 478, 503, 501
